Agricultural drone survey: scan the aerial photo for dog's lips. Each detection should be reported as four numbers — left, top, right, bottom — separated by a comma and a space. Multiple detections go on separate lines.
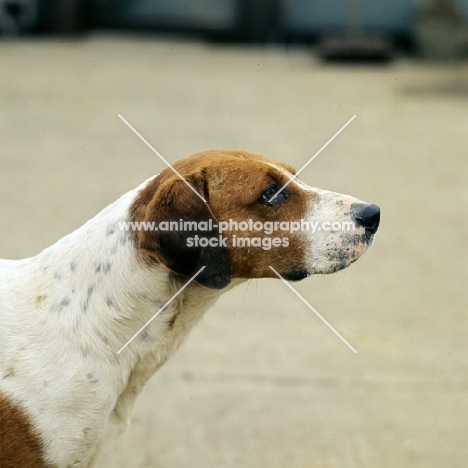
282, 266, 310, 282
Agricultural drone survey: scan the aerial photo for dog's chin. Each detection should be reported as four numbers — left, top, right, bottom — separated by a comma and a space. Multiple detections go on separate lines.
309, 256, 359, 275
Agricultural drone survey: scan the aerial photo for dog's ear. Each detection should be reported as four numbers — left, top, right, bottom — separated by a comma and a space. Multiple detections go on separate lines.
131, 171, 231, 289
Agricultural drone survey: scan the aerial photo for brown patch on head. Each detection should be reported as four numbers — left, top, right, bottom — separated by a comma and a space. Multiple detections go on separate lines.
130, 150, 313, 287
130, 152, 231, 289
0, 393, 50, 468
201, 151, 311, 280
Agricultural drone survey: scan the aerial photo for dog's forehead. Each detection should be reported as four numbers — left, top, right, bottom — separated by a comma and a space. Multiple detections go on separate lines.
201, 150, 297, 180
261, 159, 295, 178
228, 150, 295, 174
176, 150, 292, 172
226, 153, 310, 192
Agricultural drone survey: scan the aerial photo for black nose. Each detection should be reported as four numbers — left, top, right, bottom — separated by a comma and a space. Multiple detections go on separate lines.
351, 203, 380, 234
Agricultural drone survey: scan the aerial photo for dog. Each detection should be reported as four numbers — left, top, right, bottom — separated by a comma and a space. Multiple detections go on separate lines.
0, 149, 380, 467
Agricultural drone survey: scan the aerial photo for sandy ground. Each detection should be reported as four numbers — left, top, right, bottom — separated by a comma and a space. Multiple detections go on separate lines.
1, 34, 467, 468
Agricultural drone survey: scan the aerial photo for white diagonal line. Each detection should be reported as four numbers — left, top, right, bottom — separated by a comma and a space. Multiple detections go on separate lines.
269, 115, 356, 202
117, 266, 206, 354
269, 266, 357, 353
118, 114, 207, 203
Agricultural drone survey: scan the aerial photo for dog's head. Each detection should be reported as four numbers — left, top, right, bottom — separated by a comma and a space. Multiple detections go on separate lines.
130, 150, 380, 289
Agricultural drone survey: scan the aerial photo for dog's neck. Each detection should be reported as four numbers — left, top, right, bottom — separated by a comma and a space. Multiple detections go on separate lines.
12, 183, 225, 464
36, 183, 223, 381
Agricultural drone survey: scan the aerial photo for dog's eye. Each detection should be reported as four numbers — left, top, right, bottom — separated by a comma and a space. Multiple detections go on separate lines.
260, 186, 287, 205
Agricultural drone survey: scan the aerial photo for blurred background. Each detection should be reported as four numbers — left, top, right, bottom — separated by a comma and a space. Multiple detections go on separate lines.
1, 0, 468, 59
1, 1, 467, 468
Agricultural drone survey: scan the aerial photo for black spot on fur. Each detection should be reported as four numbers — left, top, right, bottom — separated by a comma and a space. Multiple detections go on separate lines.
82, 285, 94, 313
106, 296, 116, 308
95, 262, 112, 274
53, 271, 63, 281
87, 284, 95, 298
86, 372, 99, 384
50, 296, 71, 313
119, 231, 131, 245
106, 224, 116, 236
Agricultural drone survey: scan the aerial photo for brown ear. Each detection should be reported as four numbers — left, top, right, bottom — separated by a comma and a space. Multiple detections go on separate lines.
131, 172, 231, 289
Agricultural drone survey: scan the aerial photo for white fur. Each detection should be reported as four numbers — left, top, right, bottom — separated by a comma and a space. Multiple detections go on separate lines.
305, 187, 370, 274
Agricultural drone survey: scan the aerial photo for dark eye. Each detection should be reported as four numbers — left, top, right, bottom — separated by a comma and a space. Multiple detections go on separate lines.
260, 186, 287, 205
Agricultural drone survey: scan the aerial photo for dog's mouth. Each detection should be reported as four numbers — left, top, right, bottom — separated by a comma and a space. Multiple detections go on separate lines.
305, 231, 374, 275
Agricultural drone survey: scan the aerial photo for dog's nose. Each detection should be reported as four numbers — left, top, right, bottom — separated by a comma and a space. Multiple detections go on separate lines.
351, 203, 380, 234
